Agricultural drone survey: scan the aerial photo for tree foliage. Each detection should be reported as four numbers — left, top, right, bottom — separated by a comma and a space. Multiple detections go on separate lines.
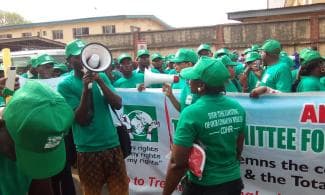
0, 10, 30, 26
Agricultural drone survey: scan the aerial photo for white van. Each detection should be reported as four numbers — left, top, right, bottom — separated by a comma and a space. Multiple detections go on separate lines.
0, 49, 66, 74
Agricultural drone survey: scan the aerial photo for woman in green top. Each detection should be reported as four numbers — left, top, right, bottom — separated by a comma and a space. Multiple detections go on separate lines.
163, 57, 245, 195
292, 49, 324, 92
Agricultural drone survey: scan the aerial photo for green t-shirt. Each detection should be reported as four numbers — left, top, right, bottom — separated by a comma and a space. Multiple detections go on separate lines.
226, 80, 239, 92
20, 71, 37, 79
20, 72, 28, 78
320, 77, 325, 91
172, 77, 186, 89
247, 71, 260, 92
297, 76, 324, 92
167, 69, 177, 75
260, 62, 292, 92
110, 70, 123, 83
291, 69, 299, 84
57, 73, 119, 152
61, 70, 74, 77
235, 63, 245, 77
174, 94, 246, 186
179, 84, 200, 112
113, 72, 144, 88
0, 96, 5, 107
0, 153, 32, 195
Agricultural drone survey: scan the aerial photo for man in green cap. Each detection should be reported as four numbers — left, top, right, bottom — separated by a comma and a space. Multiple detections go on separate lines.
214, 48, 230, 58
21, 56, 38, 79
239, 51, 262, 93
259, 39, 292, 92
165, 54, 176, 74
0, 81, 73, 195
135, 49, 151, 73
58, 39, 128, 195
151, 52, 166, 73
163, 57, 245, 195
114, 53, 144, 88
292, 49, 324, 92
163, 48, 199, 112
52, 63, 69, 78
197, 43, 212, 57
34, 53, 55, 79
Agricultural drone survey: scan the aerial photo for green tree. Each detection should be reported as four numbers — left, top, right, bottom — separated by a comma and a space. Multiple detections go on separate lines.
0, 10, 30, 26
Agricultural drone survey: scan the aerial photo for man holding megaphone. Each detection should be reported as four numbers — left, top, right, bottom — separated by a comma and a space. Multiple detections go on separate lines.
58, 39, 129, 195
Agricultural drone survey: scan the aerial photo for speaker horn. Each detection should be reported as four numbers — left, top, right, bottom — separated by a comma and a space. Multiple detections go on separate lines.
144, 69, 179, 87
81, 43, 112, 72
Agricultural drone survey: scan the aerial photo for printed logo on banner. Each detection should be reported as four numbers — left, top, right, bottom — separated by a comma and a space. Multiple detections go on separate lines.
123, 105, 159, 142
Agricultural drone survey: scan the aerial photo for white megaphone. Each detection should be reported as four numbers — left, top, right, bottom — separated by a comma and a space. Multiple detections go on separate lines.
144, 69, 179, 87
81, 43, 112, 88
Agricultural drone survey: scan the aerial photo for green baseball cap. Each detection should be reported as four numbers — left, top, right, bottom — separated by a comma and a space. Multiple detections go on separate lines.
299, 49, 322, 66
229, 52, 239, 61
214, 48, 230, 58
54, 63, 68, 72
180, 56, 230, 87
137, 49, 150, 58
219, 55, 237, 66
35, 54, 55, 67
197, 43, 211, 54
251, 44, 260, 52
243, 48, 252, 55
65, 39, 86, 58
28, 55, 38, 68
151, 53, 163, 61
3, 81, 73, 179
261, 39, 281, 54
166, 54, 175, 63
118, 53, 132, 64
171, 48, 198, 64
245, 52, 261, 63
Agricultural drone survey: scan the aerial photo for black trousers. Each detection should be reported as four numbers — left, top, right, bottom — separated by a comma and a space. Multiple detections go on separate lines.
51, 161, 76, 195
182, 178, 243, 195
51, 131, 76, 195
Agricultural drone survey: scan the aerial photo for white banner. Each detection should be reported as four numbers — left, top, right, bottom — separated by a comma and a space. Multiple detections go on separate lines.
117, 89, 325, 195
19, 77, 325, 195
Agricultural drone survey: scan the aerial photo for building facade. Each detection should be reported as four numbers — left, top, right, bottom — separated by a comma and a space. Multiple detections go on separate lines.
80, 3, 325, 58
0, 15, 171, 44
